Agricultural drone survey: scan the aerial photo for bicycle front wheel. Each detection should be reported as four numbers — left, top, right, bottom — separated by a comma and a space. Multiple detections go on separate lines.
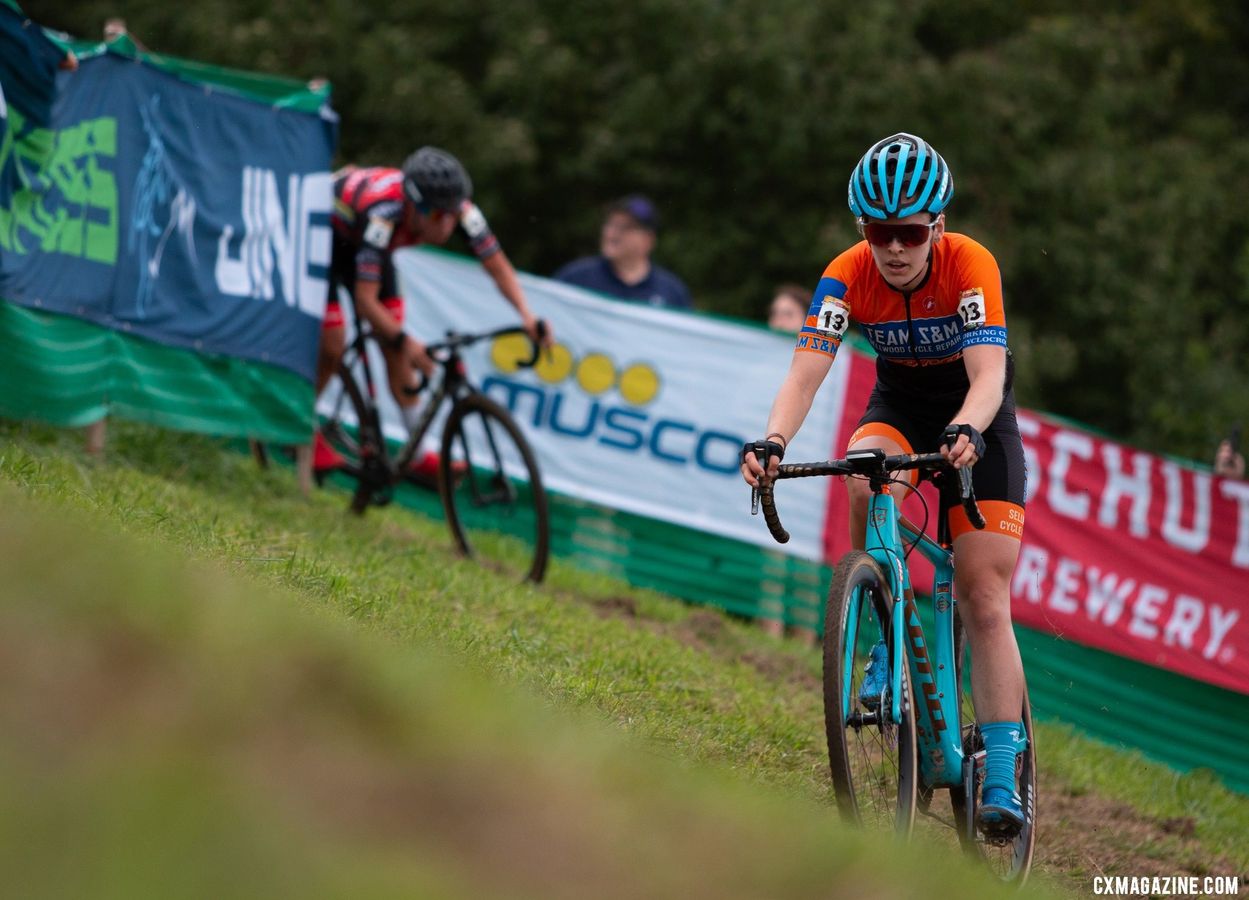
439, 393, 550, 583
823, 550, 918, 836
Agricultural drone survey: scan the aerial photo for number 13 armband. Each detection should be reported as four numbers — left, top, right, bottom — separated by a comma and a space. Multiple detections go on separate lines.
816, 297, 851, 338
958, 288, 985, 329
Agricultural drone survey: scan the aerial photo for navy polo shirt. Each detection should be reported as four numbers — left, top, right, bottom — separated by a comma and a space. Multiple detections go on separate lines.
553, 256, 693, 310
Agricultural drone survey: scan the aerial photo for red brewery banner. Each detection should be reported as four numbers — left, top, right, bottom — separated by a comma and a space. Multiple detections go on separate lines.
1013, 411, 1245, 695
822, 349, 1247, 695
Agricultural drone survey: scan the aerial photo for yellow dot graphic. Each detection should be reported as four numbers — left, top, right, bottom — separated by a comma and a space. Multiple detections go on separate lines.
534, 343, 574, 383
576, 353, 617, 395
490, 333, 532, 373
619, 363, 660, 405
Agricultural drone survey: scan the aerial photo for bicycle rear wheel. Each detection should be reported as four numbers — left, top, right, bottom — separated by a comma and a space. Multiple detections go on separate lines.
439, 393, 550, 583
320, 365, 388, 514
950, 611, 1037, 883
823, 550, 918, 835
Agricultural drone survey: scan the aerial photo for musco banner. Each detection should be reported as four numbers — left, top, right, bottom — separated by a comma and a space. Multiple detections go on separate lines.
391, 248, 849, 562
0, 48, 335, 383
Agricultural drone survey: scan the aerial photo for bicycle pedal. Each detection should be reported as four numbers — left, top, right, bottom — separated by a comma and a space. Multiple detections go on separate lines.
979, 820, 1022, 844
976, 799, 1024, 842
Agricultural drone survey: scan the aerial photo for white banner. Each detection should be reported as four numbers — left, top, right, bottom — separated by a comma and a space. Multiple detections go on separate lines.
376, 248, 846, 559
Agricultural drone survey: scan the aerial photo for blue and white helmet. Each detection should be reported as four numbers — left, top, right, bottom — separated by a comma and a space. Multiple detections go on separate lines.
847, 133, 953, 221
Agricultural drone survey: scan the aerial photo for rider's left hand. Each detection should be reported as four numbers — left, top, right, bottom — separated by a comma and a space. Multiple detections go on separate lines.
522, 313, 554, 348
940, 423, 985, 470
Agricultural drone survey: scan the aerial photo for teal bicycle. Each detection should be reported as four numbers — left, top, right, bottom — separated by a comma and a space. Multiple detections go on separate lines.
755, 448, 1036, 883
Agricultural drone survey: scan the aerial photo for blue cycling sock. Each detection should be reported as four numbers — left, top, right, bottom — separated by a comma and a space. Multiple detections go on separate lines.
980, 720, 1026, 794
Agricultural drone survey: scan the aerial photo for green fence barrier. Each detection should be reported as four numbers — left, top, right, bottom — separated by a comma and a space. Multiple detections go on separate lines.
362, 472, 1248, 793
66, 33, 330, 113
1020, 626, 1248, 790
0, 303, 313, 444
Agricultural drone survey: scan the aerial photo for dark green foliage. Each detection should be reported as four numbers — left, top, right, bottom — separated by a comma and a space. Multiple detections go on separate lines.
41, 1, 1249, 459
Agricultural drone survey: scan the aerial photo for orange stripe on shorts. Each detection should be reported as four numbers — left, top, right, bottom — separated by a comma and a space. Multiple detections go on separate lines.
847, 422, 913, 453
949, 500, 1025, 542
848, 423, 917, 488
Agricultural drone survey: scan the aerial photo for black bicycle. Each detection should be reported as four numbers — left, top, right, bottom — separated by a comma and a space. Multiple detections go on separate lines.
319, 319, 551, 584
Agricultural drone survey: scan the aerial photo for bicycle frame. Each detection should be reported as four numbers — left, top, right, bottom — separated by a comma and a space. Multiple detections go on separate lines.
334, 309, 477, 477
863, 487, 964, 789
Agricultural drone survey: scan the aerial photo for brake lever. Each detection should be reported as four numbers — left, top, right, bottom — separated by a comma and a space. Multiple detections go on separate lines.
750, 447, 764, 515
958, 465, 987, 530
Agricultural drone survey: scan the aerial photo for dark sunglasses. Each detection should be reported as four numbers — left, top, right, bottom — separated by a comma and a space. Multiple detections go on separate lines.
859, 219, 939, 248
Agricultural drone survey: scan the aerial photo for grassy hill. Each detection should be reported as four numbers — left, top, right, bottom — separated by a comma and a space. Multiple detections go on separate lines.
1, 418, 1245, 898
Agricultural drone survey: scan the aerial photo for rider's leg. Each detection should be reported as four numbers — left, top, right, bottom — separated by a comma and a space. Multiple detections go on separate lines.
951, 530, 1024, 723
844, 424, 911, 705
953, 528, 1027, 827
377, 296, 424, 432
316, 320, 346, 397
317, 265, 348, 397
382, 342, 423, 430
312, 320, 349, 473
375, 296, 446, 480
844, 423, 911, 550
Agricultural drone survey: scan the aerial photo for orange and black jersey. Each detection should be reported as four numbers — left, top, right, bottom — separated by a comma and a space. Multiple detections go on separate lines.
799, 232, 1027, 540
796, 233, 1008, 401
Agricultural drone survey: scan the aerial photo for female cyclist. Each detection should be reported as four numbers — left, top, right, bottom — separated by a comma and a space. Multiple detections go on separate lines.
741, 133, 1028, 834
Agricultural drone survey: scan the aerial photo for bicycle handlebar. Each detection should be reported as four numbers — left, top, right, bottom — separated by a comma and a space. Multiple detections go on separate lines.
385, 321, 549, 397
424, 319, 548, 368
753, 448, 986, 545
361, 320, 548, 370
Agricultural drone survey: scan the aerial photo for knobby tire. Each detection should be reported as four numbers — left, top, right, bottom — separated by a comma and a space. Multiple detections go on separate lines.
823, 550, 918, 836
438, 393, 550, 583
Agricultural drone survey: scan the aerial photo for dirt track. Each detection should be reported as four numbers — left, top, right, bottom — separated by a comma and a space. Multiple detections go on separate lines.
587, 594, 1249, 897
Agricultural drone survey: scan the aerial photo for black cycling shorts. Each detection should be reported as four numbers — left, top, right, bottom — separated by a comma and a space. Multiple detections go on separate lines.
850, 382, 1027, 539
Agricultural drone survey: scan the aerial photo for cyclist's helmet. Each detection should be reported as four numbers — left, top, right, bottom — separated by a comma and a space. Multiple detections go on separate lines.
402, 146, 473, 212
847, 133, 953, 221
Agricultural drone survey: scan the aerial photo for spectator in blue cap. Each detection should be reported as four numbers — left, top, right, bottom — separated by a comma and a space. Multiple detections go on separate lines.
554, 194, 693, 310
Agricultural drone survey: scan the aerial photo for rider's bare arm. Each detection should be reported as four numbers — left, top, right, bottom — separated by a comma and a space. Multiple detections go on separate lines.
480, 251, 551, 346
765, 349, 835, 451
943, 344, 1007, 466
742, 350, 834, 486
952, 344, 1007, 433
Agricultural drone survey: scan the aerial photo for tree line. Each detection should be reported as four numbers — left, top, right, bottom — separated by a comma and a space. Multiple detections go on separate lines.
44, 0, 1249, 461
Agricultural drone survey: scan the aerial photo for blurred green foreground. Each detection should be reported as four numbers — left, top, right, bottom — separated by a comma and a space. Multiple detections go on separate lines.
0, 482, 1032, 899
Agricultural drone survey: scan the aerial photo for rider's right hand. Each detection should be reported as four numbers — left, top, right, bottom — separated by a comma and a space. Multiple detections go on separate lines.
401, 334, 436, 377
740, 438, 785, 488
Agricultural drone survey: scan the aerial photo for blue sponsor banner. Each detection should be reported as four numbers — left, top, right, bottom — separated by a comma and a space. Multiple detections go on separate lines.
0, 52, 335, 382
